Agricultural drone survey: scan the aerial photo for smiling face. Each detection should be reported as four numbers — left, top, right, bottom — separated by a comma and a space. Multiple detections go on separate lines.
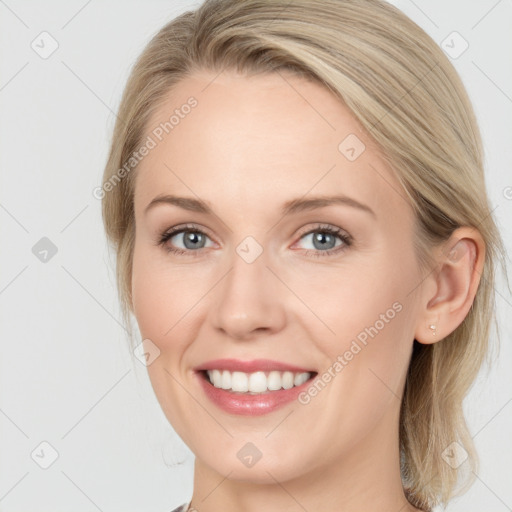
131, 69, 427, 486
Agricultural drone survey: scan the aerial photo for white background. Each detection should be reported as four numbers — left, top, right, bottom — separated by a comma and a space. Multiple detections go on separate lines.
0, 1, 511, 511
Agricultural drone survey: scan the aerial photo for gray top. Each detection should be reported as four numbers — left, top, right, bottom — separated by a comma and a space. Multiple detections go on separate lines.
170, 502, 189, 512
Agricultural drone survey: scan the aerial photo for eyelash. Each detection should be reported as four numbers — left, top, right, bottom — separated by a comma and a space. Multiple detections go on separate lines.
156, 223, 353, 258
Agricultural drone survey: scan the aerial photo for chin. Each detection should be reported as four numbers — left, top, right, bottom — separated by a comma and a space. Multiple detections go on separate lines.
194, 443, 315, 485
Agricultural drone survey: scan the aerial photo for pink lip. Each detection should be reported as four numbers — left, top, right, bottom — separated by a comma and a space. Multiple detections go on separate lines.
194, 358, 314, 373
193, 359, 317, 416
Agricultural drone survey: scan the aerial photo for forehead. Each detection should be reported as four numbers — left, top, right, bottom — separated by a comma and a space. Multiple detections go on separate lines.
133, 69, 407, 222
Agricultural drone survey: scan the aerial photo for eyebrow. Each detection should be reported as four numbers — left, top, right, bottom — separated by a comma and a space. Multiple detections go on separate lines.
144, 194, 376, 218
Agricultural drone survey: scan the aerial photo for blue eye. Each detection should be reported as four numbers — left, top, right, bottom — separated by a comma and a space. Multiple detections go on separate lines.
294, 225, 352, 257
158, 224, 214, 255
157, 223, 352, 258
299, 230, 342, 250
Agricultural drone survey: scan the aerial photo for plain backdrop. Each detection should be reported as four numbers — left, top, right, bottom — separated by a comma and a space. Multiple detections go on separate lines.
0, 1, 511, 511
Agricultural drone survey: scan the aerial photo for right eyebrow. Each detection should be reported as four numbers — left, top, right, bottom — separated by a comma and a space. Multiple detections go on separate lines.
144, 194, 212, 215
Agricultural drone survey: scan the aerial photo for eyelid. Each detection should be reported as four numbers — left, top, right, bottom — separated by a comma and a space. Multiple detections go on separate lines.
157, 222, 352, 256
290, 224, 352, 255
160, 223, 216, 241
295, 223, 351, 241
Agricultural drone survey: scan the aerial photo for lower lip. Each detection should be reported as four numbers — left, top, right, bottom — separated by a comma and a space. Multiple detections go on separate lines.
196, 371, 315, 416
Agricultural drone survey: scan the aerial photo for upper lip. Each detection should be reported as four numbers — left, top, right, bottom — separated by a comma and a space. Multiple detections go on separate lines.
194, 358, 315, 373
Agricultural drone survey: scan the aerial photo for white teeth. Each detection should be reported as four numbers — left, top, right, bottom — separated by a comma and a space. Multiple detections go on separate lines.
205, 369, 312, 393
248, 371, 267, 393
221, 370, 231, 389
211, 369, 222, 388
267, 371, 282, 391
231, 371, 248, 392
294, 372, 309, 386
282, 371, 294, 389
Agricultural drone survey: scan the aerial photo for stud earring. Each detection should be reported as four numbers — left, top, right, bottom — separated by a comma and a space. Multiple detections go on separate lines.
428, 324, 437, 336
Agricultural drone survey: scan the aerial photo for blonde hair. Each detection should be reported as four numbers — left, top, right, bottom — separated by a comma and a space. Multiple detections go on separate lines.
101, 0, 508, 509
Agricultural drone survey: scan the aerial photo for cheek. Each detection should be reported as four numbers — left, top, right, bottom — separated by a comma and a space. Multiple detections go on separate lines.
131, 246, 206, 441
131, 248, 167, 339
289, 259, 408, 346
298, 249, 418, 394
131, 242, 208, 340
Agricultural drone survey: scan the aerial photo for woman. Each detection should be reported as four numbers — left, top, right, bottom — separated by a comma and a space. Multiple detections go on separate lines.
100, 0, 507, 510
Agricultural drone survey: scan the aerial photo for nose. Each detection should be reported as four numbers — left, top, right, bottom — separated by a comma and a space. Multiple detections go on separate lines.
209, 245, 287, 341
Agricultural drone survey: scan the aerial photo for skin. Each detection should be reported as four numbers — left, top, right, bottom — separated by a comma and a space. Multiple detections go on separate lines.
130, 69, 485, 512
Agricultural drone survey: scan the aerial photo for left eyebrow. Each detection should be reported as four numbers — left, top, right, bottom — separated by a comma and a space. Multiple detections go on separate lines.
281, 195, 376, 219
144, 193, 376, 218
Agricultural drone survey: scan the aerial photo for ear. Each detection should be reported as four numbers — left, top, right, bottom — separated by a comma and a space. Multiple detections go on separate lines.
414, 227, 486, 344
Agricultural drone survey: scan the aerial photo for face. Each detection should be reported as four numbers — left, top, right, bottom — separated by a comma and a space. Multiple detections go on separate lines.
131, 69, 426, 483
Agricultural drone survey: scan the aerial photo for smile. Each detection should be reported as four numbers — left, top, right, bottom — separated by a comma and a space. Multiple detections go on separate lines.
194, 358, 318, 415
205, 369, 312, 394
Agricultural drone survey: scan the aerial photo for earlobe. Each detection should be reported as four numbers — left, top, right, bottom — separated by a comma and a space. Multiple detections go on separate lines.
428, 323, 437, 338
414, 228, 485, 345
416, 319, 439, 344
